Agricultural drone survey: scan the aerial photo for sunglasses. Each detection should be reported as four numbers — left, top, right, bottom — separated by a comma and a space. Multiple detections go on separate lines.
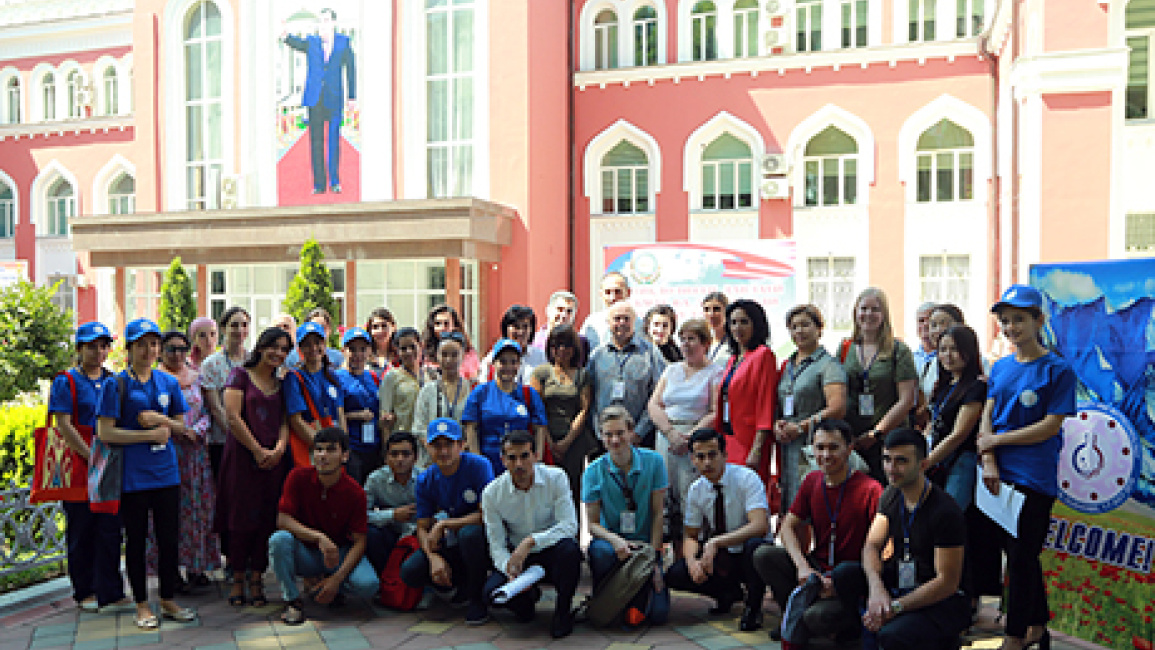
439, 331, 466, 343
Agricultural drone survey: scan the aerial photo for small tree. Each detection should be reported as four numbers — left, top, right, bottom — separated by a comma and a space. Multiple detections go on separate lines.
0, 280, 74, 403
283, 238, 340, 345
158, 256, 196, 332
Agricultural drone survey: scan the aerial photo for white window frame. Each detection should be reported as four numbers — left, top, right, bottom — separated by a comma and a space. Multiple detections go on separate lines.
1, 69, 21, 125
734, 0, 759, 57
909, 0, 936, 42
424, 0, 477, 199
584, 119, 662, 216
803, 153, 858, 207
45, 179, 76, 237
806, 255, 857, 335
955, 0, 984, 37
183, 1, 224, 211
353, 259, 479, 344
684, 111, 765, 215
601, 145, 650, 214
42, 72, 56, 121
841, 0, 869, 47
594, 9, 620, 69
918, 253, 970, 306
0, 174, 15, 239
915, 145, 974, 203
1125, 213, 1155, 254
31, 161, 78, 238
66, 69, 85, 119
786, 105, 877, 209
102, 67, 118, 116
108, 174, 135, 215
1127, 29, 1155, 121
633, 5, 660, 66
691, 1, 719, 61
897, 95, 991, 205
701, 152, 754, 211
796, 0, 822, 52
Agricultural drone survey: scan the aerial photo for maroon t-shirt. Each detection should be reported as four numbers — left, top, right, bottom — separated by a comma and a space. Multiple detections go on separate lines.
278, 466, 368, 547
790, 469, 882, 572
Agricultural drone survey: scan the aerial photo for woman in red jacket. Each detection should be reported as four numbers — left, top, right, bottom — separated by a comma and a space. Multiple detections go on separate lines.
715, 299, 778, 481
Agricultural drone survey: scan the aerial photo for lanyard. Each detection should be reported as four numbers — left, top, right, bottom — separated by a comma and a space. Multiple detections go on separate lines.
438, 378, 465, 419
787, 349, 822, 395
720, 354, 744, 400
709, 342, 724, 361
614, 347, 635, 379
900, 479, 930, 562
822, 477, 847, 565
929, 382, 959, 428
858, 344, 879, 387
608, 463, 638, 510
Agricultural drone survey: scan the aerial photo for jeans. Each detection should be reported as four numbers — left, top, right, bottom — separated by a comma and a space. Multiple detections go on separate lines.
63, 501, 125, 606
752, 544, 856, 637
942, 451, 977, 511
666, 538, 768, 607
399, 524, 490, 606
268, 530, 379, 602
587, 539, 670, 624
485, 538, 582, 619
120, 486, 180, 603
365, 525, 401, 576
831, 561, 969, 650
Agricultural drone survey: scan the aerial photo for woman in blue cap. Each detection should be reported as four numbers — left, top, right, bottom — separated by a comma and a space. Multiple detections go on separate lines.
284, 321, 347, 466
336, 326, 382, 483
973, 284, 1077, 650
48, 321, 128, 612
97, 318, 196, 628
461, 338, 548, 474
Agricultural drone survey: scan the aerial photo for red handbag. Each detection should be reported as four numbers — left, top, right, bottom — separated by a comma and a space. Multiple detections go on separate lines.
30, 371, 91, 503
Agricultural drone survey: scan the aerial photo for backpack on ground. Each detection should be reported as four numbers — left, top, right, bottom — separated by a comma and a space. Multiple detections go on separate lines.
377, 534, 422, 610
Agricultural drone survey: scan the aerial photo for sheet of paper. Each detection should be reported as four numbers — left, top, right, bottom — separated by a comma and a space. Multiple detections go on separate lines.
490, 564, 545, 604
974, 466, 1025, 538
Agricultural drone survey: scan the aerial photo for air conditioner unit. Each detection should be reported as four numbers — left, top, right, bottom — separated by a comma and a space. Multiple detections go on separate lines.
765, 27, 790, 49
206, 167, 222, 210
762, 153, 789, 176
220, 174, 245, 210
760, 177, 790, 200
76, 86, 94, 108
765, 0, 790, 16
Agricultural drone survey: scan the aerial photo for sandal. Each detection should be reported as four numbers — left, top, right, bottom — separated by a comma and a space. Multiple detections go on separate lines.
248, 574, 268, 608
281, 599, 306, 626
134, 613, 159, 630
227, 579, 247, 607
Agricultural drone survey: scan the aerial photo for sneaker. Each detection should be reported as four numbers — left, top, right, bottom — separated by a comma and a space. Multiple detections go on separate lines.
465, 601, 490, 626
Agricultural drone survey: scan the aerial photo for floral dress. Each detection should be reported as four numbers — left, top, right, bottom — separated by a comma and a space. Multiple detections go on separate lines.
147, 365, 222, 574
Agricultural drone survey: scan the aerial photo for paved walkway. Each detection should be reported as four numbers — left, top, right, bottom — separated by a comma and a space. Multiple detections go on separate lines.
0, 574, 1102, 650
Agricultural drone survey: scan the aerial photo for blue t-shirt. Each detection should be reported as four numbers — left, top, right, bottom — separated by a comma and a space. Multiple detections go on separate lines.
988, 352, 1077, 497
335, 367, 381, 452
460, 382, 548, 474
581, 447, 669, 542
284, 367, 344, 424
414, 452, 494, 520
96, 369, 188, 493
49, 367, 111, 431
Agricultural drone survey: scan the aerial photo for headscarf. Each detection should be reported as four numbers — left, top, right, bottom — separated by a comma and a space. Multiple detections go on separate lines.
188, 316, 217, 368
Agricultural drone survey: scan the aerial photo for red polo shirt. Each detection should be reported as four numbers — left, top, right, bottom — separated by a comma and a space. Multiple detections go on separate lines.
790, 469, 882, 572
278, 466, 368, 547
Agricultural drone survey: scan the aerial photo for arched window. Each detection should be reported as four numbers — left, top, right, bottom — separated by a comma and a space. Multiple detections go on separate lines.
701, 133, 753, 210
734, 0, 759, 57
803, 126, 858, 207
0, 181, 13, 238
426, 0, 475, 198
601, 140, 649, 214
633, 6, 659, 66
42, 73, 56, 121
594, 9, 619, 69
109, 173, 135, 215
796, 0, 822, 51
691, 1, 718, 61
102, 67, 119, 116
5, 77, 20, 124
66, 70, 85, 119
184, 1, 224, 210
1127, 0, 1155, 120
916, 119, 973, 202
46, 178, 74, 236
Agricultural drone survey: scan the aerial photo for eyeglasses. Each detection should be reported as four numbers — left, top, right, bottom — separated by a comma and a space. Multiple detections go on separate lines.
164, 345, 190, 354
439, 331, 465, 343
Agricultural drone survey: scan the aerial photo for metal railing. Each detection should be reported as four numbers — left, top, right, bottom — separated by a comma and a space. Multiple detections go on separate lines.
0, 487, 65, 579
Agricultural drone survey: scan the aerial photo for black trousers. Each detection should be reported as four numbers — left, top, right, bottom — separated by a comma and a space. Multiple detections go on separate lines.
831, 561, 970, 650
666, 538, 767, 607
484, 537, 582, 617
365, 525, 401, 576
63, 501, 126, 606
399, 524, 490, 606
120, 485, 181, 603
753, 544, 856, 636
969, 483, 1055, 637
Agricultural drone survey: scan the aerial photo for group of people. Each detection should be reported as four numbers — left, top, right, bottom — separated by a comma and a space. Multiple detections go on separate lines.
47, 273, 1075, 650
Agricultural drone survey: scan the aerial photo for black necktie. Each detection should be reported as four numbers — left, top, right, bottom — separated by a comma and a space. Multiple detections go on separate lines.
713, 483, 726, 538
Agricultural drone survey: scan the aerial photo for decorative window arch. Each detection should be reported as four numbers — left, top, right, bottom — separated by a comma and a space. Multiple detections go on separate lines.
94, 55, 121, 116
594, 8, 620, 69
32, 162, 79, 237
65, 68, 86, 119
163, 0, 235, 211
34, 66, 58, 121
683, 111, 765, 211
914, 120, 974, 202
690, 0, 719, 61
633, 5, 660, 65
0, 69, 21, 125
785, 104, 876, 207
897, 95, 991, 204
584, 119, 662, 215
93, 155, 137, 216
0, 170, 16, 239
801, 127, 858, 207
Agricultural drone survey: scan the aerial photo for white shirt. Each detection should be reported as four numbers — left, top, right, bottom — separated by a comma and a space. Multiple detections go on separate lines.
661, 362, 722, 422
481, 463, 578, 574
684, 464, 768, 553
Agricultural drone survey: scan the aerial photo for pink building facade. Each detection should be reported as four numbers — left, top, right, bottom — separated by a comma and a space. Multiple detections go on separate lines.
0, 0, 1148, 346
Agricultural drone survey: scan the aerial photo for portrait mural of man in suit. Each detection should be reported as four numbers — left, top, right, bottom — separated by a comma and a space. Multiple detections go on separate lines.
280, 8, 356, 195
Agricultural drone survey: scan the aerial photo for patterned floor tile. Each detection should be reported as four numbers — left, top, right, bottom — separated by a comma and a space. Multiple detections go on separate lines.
73, 637, 119, 650
34, 624, 79, 637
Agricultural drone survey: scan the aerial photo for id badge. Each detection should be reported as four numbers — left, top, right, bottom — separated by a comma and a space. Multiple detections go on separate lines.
612, 380, 626, 401
620, 510, 637, 535
723, 401, 731, 423
363, 421, 376, 445
898, 560, 917, 590
858, 393, 875, 417
783, 395, 796, 418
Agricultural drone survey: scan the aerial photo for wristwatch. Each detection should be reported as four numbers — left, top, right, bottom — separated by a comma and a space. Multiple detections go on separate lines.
890, 599, 903, 614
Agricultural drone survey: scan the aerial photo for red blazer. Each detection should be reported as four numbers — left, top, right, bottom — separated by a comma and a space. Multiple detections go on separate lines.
715, 345, 779, 473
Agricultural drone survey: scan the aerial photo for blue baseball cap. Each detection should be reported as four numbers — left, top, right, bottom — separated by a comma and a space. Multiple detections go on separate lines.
490, 338, 522, 358
76, 321, 113, 344
124, 318, 161, 343
296, 321, 326, 345
991, 284, 1043, 313
427, 417, 464, 443
341, 326, 372, 348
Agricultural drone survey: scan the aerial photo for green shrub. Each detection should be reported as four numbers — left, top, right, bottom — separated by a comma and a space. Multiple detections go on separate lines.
0, 280, 74, 403
159, 256, 196, 333
0, 402, 47, 488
